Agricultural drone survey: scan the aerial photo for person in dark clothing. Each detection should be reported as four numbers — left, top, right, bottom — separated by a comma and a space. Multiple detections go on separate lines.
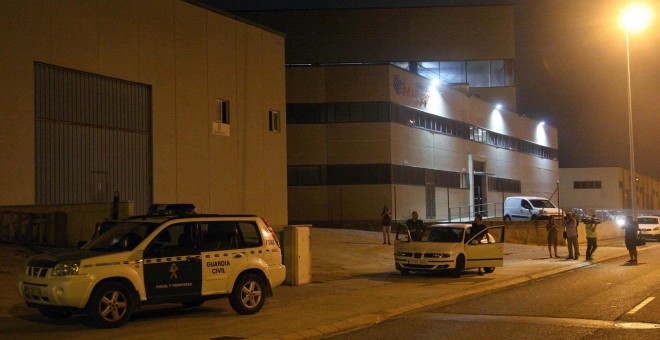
623, 215, 640, 264
406, 211, 425, 239
470, 213, 487, 276
381, 206, 392, 245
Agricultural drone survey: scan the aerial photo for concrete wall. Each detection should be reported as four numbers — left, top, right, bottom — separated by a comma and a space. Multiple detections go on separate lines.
560, 167, 659, 211
0, 202, 133, 247
502, 220, 624, 245
0, 0, 288, 225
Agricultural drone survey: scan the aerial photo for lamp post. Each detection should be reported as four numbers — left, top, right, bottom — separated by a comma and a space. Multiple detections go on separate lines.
619, 4, 652, 220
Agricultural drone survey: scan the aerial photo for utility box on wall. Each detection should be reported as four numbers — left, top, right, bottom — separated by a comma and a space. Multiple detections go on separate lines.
283, 225, 311, 285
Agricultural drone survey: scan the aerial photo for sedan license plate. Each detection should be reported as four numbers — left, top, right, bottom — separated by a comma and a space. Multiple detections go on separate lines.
408, 260, 424, 265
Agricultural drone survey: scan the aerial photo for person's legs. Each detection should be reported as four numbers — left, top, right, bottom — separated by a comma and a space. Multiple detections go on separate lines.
386, 225, 392, 244
632, 247, 637, 262
382, 226, 387, 244
548, 243, 552, 257
553, 243, 558, 257
566, 237, 574, 259
569, 237, 579, 259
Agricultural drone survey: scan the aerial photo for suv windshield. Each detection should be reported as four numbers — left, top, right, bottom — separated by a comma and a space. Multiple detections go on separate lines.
84, 221, 160, 252
417, 227, 464, 243
638, 217, 659, 224
530, 200, 556, 208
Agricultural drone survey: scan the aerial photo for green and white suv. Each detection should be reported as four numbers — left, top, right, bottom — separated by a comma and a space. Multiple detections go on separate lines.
17, 207, 285, 328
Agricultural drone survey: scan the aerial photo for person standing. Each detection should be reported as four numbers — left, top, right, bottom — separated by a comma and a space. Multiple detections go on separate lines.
585, 215, 600, 261
470, 213, 487, 275
564, 212, 579, 260
546, 216, 559, 258
623, 215, 640, 264
381, 206, 392, 245
406, 210, 424, 239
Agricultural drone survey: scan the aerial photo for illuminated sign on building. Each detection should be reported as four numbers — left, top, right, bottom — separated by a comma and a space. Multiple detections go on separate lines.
392, 74, 429, 108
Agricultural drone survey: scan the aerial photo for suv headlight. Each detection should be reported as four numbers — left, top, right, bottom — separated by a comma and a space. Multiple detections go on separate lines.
52, 261, 80, 276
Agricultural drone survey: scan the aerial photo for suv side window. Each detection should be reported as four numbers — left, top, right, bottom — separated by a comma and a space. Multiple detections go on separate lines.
238, 222, 262, 248
201, 222, 242, 251
145, 222, 199, 257
200, 221, 262, 251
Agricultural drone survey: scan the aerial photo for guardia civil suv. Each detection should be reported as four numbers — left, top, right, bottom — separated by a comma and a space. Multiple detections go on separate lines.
17, 205, 286, 328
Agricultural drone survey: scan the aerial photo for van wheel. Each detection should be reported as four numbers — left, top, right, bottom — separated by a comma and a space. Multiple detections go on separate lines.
504, 215, 511, 222
85, 282, 133, 328
230, 274, 265, 315
452, 255, 465, 278
484, 267, 495, 273
39, 308, 72, 319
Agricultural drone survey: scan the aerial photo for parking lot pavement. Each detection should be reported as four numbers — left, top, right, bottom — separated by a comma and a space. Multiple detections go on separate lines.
2, 229, 658, 339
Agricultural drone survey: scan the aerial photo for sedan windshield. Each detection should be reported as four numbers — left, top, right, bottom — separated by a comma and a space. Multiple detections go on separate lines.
84, 221, 160, 252
530, 200, 556, 208
638, 217, 658, 224
417, 228, 464, 243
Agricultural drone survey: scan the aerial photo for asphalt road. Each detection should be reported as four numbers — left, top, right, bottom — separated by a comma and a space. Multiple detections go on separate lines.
330, 246, 660, 339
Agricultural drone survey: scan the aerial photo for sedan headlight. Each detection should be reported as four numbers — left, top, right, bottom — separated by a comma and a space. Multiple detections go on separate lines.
395, 252, 413, 257
654, 227, 660, 231
424, 253, 450, 258
51, 261, 80, 276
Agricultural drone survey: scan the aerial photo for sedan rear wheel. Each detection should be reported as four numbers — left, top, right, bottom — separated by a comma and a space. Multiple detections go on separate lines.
484, 267, 495, 273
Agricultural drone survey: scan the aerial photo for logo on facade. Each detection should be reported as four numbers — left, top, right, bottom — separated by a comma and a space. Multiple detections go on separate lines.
392, 75, 429, 107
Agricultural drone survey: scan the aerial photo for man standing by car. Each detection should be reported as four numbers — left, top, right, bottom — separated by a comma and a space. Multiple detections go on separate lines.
585, 215, 600, 260
406, 211, 425, 239
470, 213, 488, 275
564, 212, 579, 260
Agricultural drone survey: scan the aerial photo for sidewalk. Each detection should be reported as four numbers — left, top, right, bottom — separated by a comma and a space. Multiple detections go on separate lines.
1, 229, 657, 339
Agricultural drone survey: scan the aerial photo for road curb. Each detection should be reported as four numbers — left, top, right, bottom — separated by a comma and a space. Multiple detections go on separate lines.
255, 243, 660, 339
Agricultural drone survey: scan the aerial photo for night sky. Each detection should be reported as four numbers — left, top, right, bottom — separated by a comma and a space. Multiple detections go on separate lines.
205, 0, 659, 179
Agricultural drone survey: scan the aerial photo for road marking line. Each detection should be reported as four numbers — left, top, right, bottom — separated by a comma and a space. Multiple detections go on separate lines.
627, 297, 655, 314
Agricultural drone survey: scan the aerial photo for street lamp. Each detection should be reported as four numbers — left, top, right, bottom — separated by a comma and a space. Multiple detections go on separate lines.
619, 3, 652, 220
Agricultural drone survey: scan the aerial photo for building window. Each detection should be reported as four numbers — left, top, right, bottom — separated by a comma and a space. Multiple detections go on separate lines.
217, 99, 230, 124
269, 110, 280, 132
573, 181, 602, 189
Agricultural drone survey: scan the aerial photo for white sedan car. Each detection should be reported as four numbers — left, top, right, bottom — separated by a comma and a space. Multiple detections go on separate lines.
394, 223, 505, 277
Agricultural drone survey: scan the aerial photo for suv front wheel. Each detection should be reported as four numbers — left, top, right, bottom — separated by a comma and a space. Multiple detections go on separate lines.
86, 282, 134, 328
230, 273, 266, 315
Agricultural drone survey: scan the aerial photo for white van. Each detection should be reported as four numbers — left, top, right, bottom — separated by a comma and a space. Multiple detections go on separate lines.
638, 216, 660, 242
503, 196, 562, 221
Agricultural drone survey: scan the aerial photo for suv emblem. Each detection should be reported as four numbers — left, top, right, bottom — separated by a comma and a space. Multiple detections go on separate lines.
169, 263, 179, 279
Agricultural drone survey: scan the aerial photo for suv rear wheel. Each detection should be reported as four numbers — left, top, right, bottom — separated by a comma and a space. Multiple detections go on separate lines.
86, 282, 133, 328
230, 273, 265, 315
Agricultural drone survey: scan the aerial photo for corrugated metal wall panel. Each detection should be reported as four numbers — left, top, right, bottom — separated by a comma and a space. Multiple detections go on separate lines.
35, 62, 152, 214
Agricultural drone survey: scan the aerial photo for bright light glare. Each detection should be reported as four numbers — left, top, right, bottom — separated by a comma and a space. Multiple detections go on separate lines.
539, 121, 545, 126
495, 104, 502, 110
432, 78, 440, 86
620, 4, 653, 33
616, 218, 626, 227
